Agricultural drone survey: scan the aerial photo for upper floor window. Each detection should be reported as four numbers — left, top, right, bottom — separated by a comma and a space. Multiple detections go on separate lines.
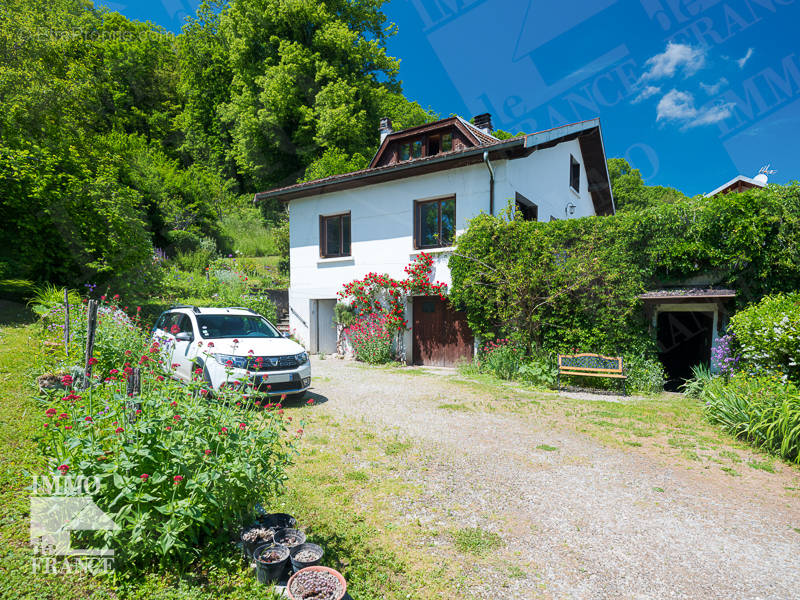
319, 212, 351, 258
570, 155, 581, 192
414, 196, 455, 249
412, 140, 423, 158
441, 133, 452, 152
399, 143, 410, 161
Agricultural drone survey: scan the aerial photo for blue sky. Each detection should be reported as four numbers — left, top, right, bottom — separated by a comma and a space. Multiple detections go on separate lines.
107, 0, 798, 196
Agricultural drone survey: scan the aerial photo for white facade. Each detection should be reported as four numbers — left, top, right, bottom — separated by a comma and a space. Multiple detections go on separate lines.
286, 139, 599, 360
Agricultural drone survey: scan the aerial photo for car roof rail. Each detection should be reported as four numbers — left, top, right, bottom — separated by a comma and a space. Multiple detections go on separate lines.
170, 304, 202, 314
226, 306, 258, 314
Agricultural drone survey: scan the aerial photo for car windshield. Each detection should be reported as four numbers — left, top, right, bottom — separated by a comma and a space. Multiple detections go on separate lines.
195, 315, 280, 339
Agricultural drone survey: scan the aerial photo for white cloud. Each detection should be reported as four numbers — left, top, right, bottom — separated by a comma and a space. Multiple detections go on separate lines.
656, 89, 735, 129
641, 42, 706, 81
737, 47, 754, 69
632, 85, 661, 103
699, 78, 728, 95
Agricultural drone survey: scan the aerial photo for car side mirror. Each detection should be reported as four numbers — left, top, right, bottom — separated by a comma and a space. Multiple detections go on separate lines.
175, 331, 194, 342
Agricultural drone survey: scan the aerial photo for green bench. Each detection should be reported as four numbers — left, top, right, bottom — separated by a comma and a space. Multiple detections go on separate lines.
557, 352, 627, 395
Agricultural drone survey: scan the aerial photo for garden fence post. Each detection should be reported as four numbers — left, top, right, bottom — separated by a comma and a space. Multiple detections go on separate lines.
83, 299, 98, 388
63, 288, 70, 357
126, 367, 142, 423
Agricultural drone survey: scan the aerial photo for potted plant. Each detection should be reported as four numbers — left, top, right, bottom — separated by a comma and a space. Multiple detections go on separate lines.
254, 543, 290, 584
273, 527, 306, 549
289, 542, 324, 572
241, 523, 276, 558
287, 566, 347, 600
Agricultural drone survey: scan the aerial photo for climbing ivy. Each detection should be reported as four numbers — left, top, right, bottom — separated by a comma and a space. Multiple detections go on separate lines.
449, 183, 800, 355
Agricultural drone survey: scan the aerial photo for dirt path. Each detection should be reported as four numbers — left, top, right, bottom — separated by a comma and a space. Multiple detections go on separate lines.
306, 358, 800, 600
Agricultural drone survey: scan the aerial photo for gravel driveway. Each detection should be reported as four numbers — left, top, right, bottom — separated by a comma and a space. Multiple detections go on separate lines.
306, 358, 800, 600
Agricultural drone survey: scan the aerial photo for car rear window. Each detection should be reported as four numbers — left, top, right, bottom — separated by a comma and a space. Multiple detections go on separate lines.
195, 315, 280, 339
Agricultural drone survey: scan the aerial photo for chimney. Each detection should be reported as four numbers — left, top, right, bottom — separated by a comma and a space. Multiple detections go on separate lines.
473, 113, 493, 134
379, 117, 393, 143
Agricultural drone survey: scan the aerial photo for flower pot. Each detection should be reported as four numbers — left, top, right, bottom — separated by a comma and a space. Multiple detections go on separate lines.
287, 566, 347, 600
241, 522, 276, 558
254, 543, 290, 584
289, 542, 324, 572
273, 527, 306, 549
259, 512, 297, 530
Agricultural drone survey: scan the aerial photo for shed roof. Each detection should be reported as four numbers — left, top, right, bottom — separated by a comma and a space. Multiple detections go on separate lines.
639, 288, 736, 301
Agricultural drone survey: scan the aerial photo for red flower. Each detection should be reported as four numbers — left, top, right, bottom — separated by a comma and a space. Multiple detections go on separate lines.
200, 389, 208, 396
170, 324, 181, 334
60, 374, 73, 386
306, 399, 314, 405
204, 449, 211, 455
46, 408, 57, 417
170, 401, 177, 407
112, 294, 120, 300
173, 415, 181, 421
84, 416, 92, 422
173, 475, 184, 485
239, 422, 246, 429
156, 375, 165, 381
140, 473, 149, 481
124, 350, 132, 356
88, 357, 98, 366
115, 427, 124, 434
165, 426, 172, 431
57, 464, 69, 475
233, 338, 239, 343
207, 342, 214, 348
109, 369, 119, 375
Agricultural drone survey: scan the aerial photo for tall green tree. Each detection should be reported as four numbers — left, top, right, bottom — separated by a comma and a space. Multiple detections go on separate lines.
607, 158, 686, 212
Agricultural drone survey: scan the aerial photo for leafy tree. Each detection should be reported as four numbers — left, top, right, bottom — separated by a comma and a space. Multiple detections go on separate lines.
607, 158, 686, 212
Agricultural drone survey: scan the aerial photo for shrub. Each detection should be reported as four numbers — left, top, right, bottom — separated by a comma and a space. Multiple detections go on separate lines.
729, 293, 800, 381
516, 352, 558, 388
165, 230, 202, 255
346, 314, 393, 364
624, 354, 666, 394
477, 339, 522, 380
702, 373, 800, 462
219, 207, 277, 257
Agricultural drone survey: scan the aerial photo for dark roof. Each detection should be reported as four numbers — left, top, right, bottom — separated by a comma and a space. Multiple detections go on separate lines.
639, 288, 736, 300
254, 118, 614, 216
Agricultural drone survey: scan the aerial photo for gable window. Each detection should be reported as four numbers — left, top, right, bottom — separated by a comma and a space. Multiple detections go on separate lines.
428, 136, 440, 155
399, 143, 410, 161
570, 155, 581, 192
412, 140, 423, 158
441, 132, 452, 152
414, 196, 455, 249
319, 213, 351, 258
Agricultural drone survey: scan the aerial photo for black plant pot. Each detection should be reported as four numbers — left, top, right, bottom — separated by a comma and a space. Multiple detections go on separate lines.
259, 512, 297, 530
242, 522, 275, 558
289, 542, 324, 573
254, 543, 290, 584
273, 527, 306, 549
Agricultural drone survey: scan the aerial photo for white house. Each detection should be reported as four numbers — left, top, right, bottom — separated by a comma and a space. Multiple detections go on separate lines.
255, 114, 615, 366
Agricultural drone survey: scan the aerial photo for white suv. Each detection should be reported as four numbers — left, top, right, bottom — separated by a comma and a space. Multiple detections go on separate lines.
152, 306, 311, 399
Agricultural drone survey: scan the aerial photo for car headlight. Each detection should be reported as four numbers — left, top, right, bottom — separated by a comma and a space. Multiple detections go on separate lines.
295, 352, 309, 365
213, 354, 248, 369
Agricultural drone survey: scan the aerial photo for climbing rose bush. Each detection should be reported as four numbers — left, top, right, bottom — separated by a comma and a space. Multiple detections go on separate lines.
38, 353, 297, 568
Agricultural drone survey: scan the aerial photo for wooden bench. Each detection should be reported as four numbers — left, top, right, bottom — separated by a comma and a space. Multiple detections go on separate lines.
557, 353, 627, 395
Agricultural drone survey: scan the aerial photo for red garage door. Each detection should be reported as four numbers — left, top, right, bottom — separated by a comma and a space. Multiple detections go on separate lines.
412, 296, 474, 367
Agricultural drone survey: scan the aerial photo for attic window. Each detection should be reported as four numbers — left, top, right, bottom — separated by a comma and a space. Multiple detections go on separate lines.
570, 155, 580, 192
441, 133, 452, 152
412, 140, 423, 158
399, 143, 410, 161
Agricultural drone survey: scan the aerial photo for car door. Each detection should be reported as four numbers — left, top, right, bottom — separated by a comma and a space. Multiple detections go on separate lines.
170, 313, 197, 381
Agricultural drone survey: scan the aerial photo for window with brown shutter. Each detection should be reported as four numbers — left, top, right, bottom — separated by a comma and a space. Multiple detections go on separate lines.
319, 213, 351, 258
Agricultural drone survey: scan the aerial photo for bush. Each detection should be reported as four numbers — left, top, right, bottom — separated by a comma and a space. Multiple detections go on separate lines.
346, 314, 393, 364
165, 230, 202, 255
729, 293, 800, 381
624, 354, 666, 394
516, 352, 558, 388
219, 207, 277, 257
703, 373, 800, 462
681, 363, 714, 398
36, 315, 296, 568
477, 339, 523, 380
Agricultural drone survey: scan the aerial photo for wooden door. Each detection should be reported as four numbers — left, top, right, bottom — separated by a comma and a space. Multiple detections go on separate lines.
412, 296, 474, 366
